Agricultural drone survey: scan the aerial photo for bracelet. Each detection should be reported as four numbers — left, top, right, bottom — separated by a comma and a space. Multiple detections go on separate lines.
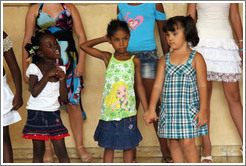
239, 48, 243, 51
239, 39, 243, 43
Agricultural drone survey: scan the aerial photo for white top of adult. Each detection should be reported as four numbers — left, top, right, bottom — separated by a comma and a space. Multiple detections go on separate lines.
196, 3, 233, 39
26, 63, 66, 112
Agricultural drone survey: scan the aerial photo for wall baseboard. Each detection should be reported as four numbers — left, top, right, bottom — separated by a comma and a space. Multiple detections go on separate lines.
13, 145, 242, 159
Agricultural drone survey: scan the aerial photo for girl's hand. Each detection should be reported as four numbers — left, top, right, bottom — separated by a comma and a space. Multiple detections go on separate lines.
11, 94, 23, 111
74, 63, 84, 77
143, 110, 158, 125
193, 110, 207, 127
56, 67, 66, 80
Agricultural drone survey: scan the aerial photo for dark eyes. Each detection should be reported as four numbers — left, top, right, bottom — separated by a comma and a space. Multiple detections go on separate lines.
47, 42, 58, 48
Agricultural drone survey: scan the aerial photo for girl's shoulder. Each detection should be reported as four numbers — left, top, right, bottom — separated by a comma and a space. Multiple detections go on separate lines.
132, 55, 141, 65
192, 51, 206, 69
26, 63, 42, 77
193, 51, 204, 62
159, 55, 166, 66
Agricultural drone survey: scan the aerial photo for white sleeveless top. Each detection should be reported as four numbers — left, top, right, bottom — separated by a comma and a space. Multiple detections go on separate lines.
196, 3, 233, 39
26, 64, 65, 112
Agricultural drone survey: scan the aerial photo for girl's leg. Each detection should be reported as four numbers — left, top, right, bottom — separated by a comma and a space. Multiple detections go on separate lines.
169, 139, 184, 163
51, 138, 70, 163
123, 149, 134, 163
32, 139, 45, 163
103, 149, 114, 163
3, 126, 13, 163
66, 104, 94, 161
201, 81, 213, 163
222, 81, 243, 140
180, 138, 199, 163
43, 140, 54, 163
143, 79, 172, 162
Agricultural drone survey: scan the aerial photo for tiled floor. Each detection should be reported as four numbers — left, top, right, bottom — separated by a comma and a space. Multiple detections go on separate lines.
14, 156, 243, 163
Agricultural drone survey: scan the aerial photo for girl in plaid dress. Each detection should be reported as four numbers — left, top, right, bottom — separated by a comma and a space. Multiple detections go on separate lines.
144, 16, 208, 163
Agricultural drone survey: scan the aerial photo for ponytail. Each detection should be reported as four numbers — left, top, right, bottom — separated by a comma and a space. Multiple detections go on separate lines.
185, 15, 199, 47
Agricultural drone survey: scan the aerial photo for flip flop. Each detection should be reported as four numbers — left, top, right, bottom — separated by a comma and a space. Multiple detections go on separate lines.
201, 156, 213, 163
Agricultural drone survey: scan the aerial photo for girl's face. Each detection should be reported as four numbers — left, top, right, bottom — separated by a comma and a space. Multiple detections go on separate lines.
116, 86, 127, 99
38, 34, 61, 59
165, 26, 187, 50
109, 29, 130, 54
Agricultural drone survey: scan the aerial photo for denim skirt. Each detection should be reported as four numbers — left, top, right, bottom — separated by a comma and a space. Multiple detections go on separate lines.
22, 110, 70, 141
128, 49, 158, 79
94, 116, 142, 150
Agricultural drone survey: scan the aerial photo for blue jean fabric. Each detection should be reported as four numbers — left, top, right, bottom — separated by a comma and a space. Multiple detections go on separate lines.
94, 116, 142, 150
22, 110, 69, 138
128, 49, 158, 79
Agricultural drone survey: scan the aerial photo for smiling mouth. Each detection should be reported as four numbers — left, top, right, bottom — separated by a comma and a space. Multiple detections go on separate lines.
55, 50, 60, 55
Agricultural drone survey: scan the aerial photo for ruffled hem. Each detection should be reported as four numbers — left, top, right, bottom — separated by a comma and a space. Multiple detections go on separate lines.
193, 46, 241, 62
207, 71, 241, 82
22, 133, 70, 141
205, 59, 241, 74
195, 38, 239, 50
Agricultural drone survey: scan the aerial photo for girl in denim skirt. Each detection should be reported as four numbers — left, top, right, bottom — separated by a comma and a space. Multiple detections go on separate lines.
144, 16, 208, 163
81, 19, 148, 163
117, 3, 173, 163
22, 30, 70, 163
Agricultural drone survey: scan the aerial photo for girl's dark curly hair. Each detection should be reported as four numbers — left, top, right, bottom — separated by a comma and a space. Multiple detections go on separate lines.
25, 30, 53, 64
107, 19, 130, 38
163, 15, 199, 47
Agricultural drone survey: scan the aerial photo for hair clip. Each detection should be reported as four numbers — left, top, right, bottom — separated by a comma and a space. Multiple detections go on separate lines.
33, 46, 39, 50
26, 57, 31, 62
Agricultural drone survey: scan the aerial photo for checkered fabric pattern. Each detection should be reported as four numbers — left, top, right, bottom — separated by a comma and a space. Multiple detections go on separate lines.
158, 50, 208, 139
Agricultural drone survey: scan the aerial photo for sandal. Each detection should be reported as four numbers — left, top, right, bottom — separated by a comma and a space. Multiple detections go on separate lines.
162, 156, 174, 163
201, 156, 213, 163
43, 147, 54, 163
77, 145, 95, 162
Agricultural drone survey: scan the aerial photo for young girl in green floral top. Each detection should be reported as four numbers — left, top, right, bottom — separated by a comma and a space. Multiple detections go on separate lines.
80, 19, 148, 163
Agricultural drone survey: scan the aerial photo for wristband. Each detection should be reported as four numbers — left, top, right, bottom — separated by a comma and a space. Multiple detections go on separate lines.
239, 40, 243, 43
239, 48, 243, 51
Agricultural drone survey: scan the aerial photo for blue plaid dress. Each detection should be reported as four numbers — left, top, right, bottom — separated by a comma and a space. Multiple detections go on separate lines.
158, 50, 208, 139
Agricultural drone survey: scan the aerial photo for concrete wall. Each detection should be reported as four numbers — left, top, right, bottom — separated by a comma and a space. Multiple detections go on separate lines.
3, 3, 244, 149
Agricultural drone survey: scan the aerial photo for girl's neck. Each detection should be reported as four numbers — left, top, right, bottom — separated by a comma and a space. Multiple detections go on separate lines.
172, 44, 191, 55
114, 52, 130, 57
39, 59, 56, 67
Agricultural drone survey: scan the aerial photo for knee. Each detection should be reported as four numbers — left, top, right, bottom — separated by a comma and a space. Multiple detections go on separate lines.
180, 139, 196, 152
33, 147, 45, 158
225, 91, 241, 104
169, 139, 180, 150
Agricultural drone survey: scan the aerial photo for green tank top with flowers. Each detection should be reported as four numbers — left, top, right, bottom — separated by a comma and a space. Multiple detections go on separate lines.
99, 54, 136, 121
